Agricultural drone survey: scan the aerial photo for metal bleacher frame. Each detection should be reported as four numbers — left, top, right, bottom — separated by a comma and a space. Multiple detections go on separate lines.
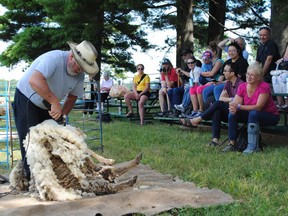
67, 80, 103, 153
0, 80, 19, 171
0, 81, 10, 169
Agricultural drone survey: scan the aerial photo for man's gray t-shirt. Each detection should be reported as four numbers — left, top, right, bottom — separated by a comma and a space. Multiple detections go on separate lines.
17, 50, 84, 109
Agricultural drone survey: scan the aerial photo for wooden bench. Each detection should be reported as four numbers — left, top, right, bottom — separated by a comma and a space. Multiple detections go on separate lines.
154, 112, 288, 137
106, 91, 160, 119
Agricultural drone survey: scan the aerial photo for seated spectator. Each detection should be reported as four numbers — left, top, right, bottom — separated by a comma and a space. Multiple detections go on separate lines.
188, 49, 223, 118
157, 59, 178, 117
83, 75, 95, 117
218, 37, 249, 60
224, 62, 280, 153
175, 56, 201, 115
124, 64, 150, 125
201, 41, 225, 107
181, 48, 202, 68
203, 43, 248, 108
180, 62, 244, 146
203, 42, 249, 106
168, 49, 196, 117
222, 42, 249, 82
97, 72, 114, 110
272, 43, 288, 110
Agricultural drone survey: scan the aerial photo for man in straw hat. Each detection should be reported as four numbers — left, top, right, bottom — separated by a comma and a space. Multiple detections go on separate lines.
12, 40, 99, 181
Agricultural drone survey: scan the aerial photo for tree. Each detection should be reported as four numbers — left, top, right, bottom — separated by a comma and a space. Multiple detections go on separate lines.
0, 0, 281, 76
271, 0, 288, 54
176, 0, 194, 67
207, 0, 226, 44
0, 0, 154, 80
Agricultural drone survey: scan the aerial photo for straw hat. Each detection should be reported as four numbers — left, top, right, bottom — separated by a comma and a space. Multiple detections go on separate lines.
67, 40, 99, 76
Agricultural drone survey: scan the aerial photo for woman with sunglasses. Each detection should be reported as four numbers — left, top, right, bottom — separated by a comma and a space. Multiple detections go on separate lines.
124, 64, 150, 125
176, 56, 201, 116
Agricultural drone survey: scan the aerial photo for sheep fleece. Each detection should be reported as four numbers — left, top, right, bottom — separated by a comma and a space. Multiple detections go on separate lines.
16, 120, 118, 201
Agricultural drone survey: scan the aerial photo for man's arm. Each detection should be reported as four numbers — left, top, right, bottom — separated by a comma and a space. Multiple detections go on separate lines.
262, 55, 273, 76
62, 93, 77, 115
29, 70, 62, 120
219, 89, 232, 103
218, 38, 229, 50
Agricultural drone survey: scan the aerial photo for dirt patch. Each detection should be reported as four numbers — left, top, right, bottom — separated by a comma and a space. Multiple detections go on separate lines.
0, 164, 234, 216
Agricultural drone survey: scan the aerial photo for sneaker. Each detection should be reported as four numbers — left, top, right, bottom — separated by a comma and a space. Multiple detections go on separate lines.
186, 111, 198, 119
156, 112, 164, 117
276, 104, 283, 111
207, 141, 219, 147
174, 104, 185, 113
167, 110, 180, 118
222, 143, 235, 152
281, 105, 288, 112
191, 111, 203, 119
242, 148, 254, 154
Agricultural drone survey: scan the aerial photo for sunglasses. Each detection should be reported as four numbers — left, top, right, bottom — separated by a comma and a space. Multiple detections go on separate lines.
137, 68, 144, 70
187, 61, 195, 65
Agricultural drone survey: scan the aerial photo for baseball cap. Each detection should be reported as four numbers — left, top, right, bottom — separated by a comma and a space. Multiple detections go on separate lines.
202, 51, 213, 60
181, 49, 193, 56
162, 58, 171, 65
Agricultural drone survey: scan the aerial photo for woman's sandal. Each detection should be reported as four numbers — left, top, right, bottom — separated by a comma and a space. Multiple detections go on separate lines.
179, 118, 197, 128
190, 118, 199, 128
125, 112, 134, 118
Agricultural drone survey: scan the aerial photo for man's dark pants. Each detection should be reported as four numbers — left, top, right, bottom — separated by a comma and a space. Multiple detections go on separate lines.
12, 88, 51, 178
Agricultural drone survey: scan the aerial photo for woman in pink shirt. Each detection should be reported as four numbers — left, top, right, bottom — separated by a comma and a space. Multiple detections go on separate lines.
223, 62, 280, 154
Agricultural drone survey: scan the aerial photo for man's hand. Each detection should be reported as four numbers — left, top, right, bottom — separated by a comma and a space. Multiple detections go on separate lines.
49, 102, 63, 120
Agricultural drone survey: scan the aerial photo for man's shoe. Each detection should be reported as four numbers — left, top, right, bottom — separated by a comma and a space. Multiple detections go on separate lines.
167, 110, 180, 118
156, 112, 164, 117
222, 143, 235, 152
208, 141, 219, 147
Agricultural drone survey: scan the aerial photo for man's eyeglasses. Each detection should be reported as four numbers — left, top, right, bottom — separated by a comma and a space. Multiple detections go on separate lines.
187, 61, 195, 65
137, 68, 144, 70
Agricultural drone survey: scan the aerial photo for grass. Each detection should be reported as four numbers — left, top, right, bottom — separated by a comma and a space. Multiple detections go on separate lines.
1, 113, 288, 215
99, 118, 288, 215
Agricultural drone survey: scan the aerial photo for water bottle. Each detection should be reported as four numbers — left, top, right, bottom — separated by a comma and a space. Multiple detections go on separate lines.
189, 77, 194, 87
118, 107, 121, 114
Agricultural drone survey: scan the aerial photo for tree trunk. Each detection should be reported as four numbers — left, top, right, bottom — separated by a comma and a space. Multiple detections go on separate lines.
208, 0, 226, 46
176, 0, 194, 68
270, 0, 288, 55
